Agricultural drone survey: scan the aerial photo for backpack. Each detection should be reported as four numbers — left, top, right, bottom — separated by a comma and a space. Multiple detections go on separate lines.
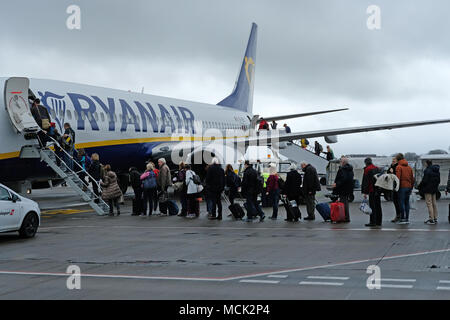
143, 171, 157, 189
233, 173, 241, 188
191, 174, 202, 185
305, 139, 310, 146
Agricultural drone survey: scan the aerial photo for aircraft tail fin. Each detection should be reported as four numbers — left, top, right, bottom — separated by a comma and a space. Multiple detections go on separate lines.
217, 23, 257, 114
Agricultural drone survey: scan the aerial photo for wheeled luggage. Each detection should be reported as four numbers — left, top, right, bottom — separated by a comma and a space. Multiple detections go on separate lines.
167, 200, 179, 216
316, 202, 331, 221
282, 197, 301, 221
331, 201, 346, 223
223, 193, 245, 219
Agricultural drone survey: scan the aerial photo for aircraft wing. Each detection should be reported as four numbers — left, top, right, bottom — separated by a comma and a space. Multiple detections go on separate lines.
240, 118, 450, 144
262, 108, 349, 122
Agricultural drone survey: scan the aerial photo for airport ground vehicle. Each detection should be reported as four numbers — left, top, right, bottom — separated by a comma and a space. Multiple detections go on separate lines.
415, 154, 450, 200
0, 183, 40, 238
326, 155, 392, 202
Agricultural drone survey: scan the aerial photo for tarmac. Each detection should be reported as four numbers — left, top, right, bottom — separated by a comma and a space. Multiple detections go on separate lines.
0, 187, 449, 300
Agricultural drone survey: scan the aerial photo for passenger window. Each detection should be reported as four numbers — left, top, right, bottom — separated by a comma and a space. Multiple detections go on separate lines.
66, 110, 72, 120
100, 112, 105, 122
81, 113, 86, 121
0, 187, 10, 201
74, 112, 79, 121
94, 112, 99, 121
114, 114, 117, 122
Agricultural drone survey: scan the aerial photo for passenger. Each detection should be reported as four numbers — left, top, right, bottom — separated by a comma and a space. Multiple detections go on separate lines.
301, 161, 321, 221
30, 98, 51, 147
157, 158, 172, 215
324, 146, 335, 161
258, 118, 269, 130
225, 164, 240, 206
266, 165, 281, 220
185, 164, 203, 218
261, 168, 270, 208
395, 153, 415, 225
362, 158, 382, 227
149, 161, 160, 213
101, 165, 123, 216
176, 162, 188, 217
129, 167, 143, 216
76, 148, 90, 190
205, 158, 225, 220
387, 157, 401, 222
283, 123, 291, 134
87, 153, 102, 203
418, 160, 440, 225
241, 160, 265, 222
283, 163, 302, 222
62, 123, 76, 170
314, 141, 323, 156
271, 121, 278, 130
447, 169, 450, 195
140, 163, 158, 216
332, 157, 354, 223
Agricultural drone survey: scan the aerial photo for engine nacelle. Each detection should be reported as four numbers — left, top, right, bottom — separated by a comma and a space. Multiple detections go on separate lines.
324, 135, 338, 144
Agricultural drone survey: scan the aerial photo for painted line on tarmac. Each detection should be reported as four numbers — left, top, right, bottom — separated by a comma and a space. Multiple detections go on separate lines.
381, 278, 416, 282
38, 225, 450, 233
239, 280, 280, 284
299, 281, 344, 286
307, 276, 350, 281
379, 284, 414, 289
437, 287, 450, 291
267, 275, 288, 279
0, 248, 448, 284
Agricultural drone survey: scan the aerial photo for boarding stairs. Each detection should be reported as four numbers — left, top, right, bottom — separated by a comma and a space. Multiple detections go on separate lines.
19, 136, 110, 216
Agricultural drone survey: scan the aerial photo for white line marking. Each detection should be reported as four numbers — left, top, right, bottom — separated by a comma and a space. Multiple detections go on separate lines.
299, 281, 344, 286
307, 276, 349, 281
436, 287, 450, 291
0, 248, 448, 283
381, 278, 416, 282
38, 225, 450, 233
379, 284, 413, 289
267, 275, 288, 279
240, 280, 280, 284
439, 280, 450, 284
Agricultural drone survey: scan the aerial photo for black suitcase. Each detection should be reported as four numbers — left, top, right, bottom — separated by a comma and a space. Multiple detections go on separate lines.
229, 203, 245, 220
282, 197, 301, 221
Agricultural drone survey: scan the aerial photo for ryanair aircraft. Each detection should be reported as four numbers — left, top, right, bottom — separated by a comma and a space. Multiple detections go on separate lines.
1, 23, 449, 192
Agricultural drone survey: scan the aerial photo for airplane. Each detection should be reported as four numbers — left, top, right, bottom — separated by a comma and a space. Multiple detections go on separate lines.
1, 22, 450, 193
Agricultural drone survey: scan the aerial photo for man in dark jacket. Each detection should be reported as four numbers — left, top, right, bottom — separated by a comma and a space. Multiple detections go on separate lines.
283, 163, 303, 222
240, 161, 265, 222
362, 157, 382, 227
418, 161, 440, 224
87, 153, 102, 203
332, 157, 354, 222
205, 158, 225, 220
129, 167, 143, 216
301, 162, 321, 220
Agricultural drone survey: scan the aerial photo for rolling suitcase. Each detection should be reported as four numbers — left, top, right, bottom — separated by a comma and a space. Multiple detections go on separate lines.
167, 200, 179, 216
316, 202, 331, 221
331, 201, 346, 223
223, 193, 245, 219
282, 197, 301, 221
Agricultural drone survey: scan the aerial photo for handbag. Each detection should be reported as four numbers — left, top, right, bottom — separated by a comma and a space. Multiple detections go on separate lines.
359, 199, 372, 215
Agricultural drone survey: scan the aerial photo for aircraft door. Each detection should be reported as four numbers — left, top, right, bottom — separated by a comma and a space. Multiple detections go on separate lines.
4, 77, 39, 133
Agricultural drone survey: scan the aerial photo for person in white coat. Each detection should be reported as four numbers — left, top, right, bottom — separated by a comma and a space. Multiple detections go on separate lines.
185, 164, 204, 218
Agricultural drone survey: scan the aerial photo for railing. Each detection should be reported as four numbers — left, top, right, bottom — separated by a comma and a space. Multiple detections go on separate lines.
36, 132, 103, 196
290, 139, 329, 160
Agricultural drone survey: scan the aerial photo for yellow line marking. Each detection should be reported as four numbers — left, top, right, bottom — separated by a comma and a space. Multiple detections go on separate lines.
41, 209, 92, 215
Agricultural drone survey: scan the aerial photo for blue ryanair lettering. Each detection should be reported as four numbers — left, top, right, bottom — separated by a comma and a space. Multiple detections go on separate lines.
67, 93, 99, 131
158, 104, 175, 133
92, 96, 115, 131
119, 99, 141, 132
135, 101, 159, 133
170, 106, 183, 132
178, 106, 196, 134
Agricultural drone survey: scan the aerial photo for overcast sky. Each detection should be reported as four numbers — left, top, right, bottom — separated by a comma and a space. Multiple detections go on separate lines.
1, 0, 449, 157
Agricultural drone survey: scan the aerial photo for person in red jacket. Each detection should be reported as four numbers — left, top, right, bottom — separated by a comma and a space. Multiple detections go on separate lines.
362, 157, 382, 227
266, 165, 280, 220
395, 153, 415, 224
258, 118, 269, 130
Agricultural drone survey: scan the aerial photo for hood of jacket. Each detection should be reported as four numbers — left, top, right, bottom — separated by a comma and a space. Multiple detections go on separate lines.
398, 159, 410, 167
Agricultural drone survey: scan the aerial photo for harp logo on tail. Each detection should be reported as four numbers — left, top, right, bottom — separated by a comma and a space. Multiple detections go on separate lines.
245, 56, 255, 85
